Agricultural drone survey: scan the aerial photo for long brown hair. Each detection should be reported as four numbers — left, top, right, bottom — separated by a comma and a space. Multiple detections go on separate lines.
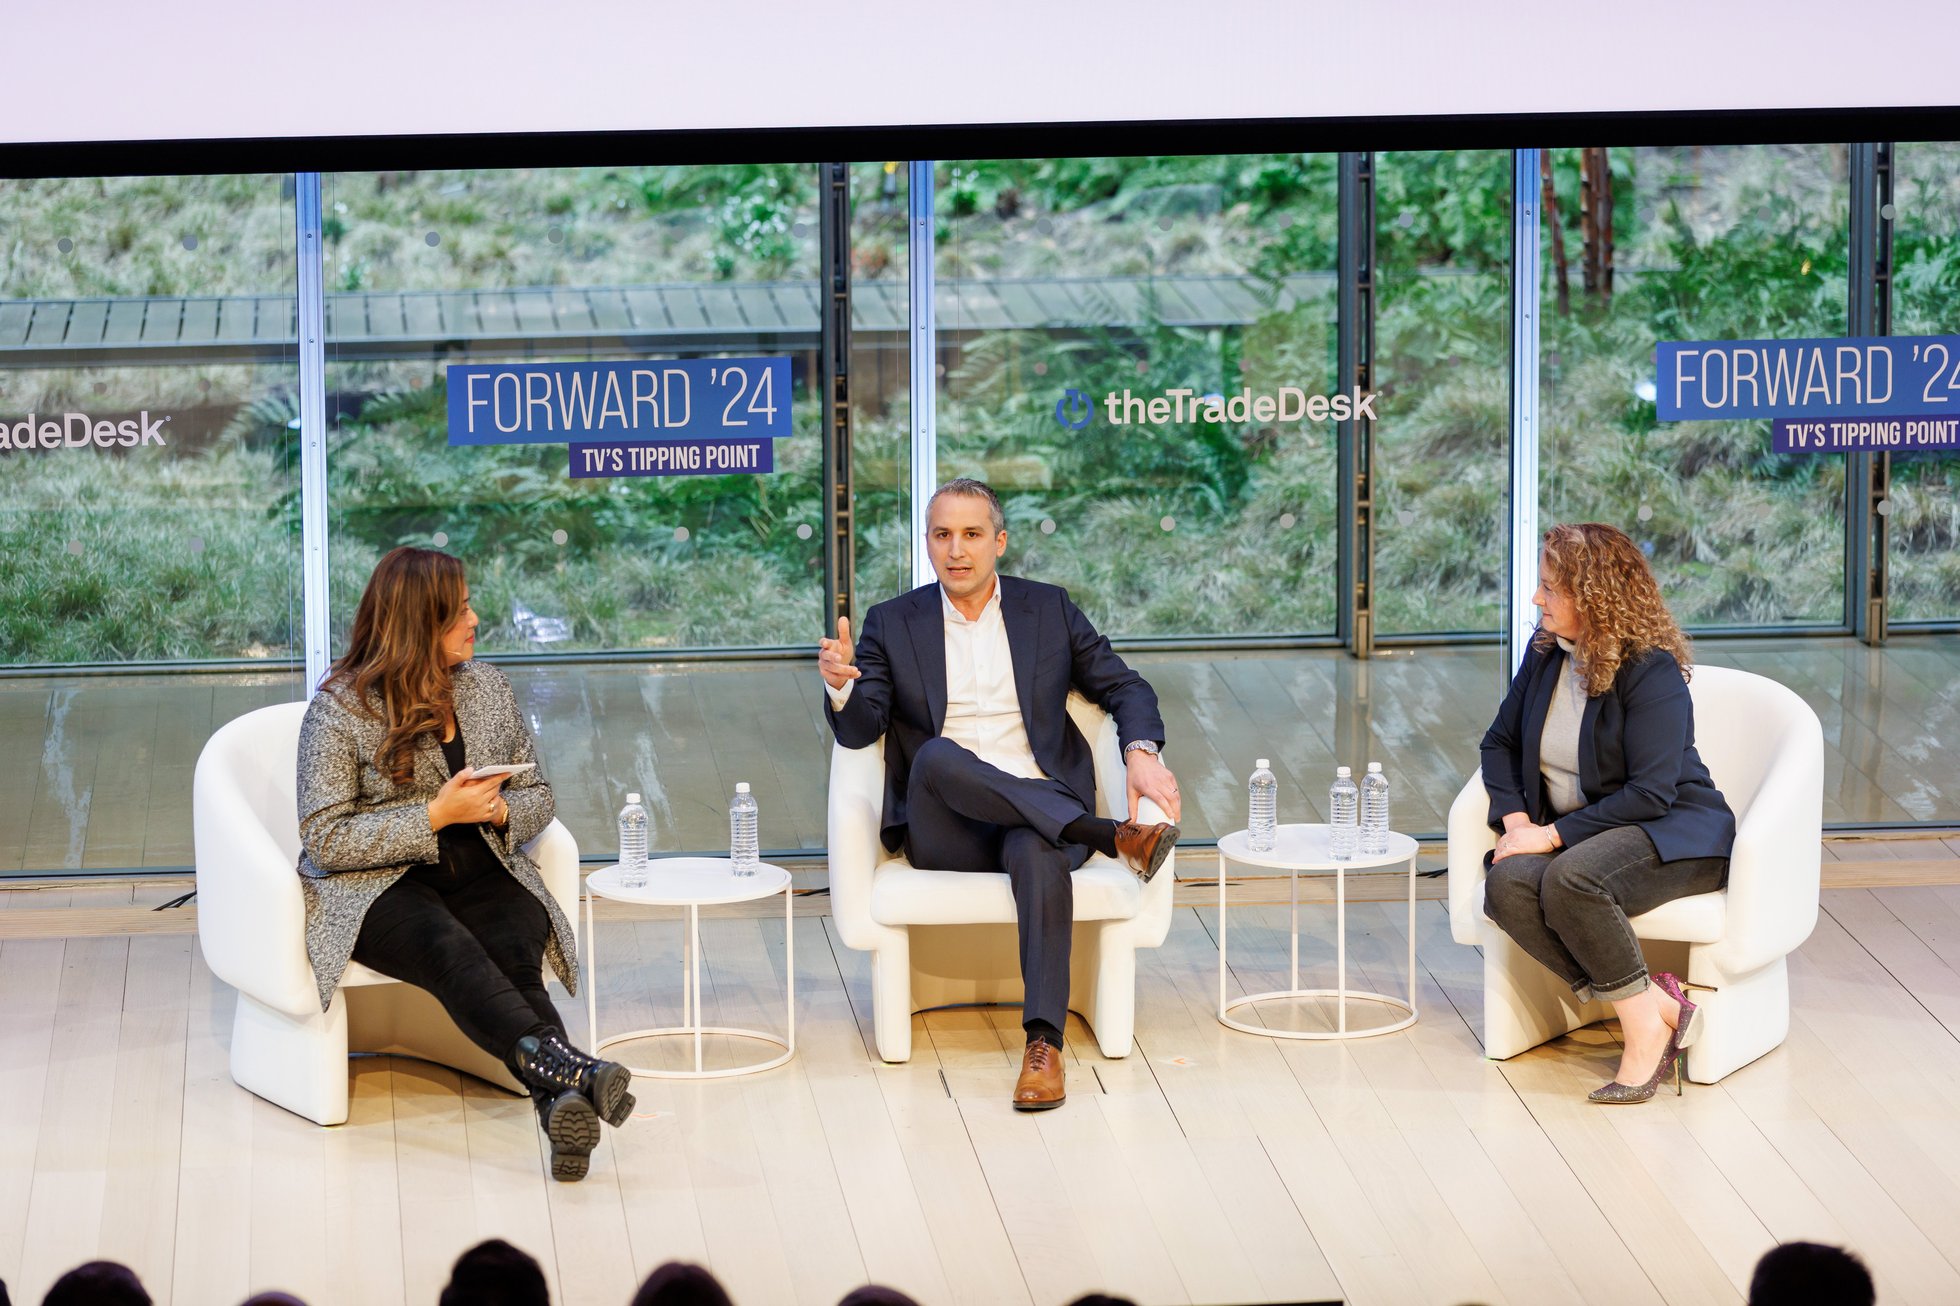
1534, 522, 1693, 696
321, 546, 467, 781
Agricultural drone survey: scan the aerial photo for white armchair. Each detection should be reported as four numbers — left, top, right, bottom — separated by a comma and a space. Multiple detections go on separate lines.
828, 692, 1175, 1062
1447, 663, 1823, 1083
193, 700, 580, 1125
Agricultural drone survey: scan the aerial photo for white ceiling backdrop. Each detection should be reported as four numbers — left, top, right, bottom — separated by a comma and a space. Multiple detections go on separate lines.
3, 0, 1957, 145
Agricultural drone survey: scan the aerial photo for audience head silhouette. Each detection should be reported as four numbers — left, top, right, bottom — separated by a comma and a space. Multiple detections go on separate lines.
1749, 1241, 1874, 1306
836, 1287, 921, 1306
438, 1239, 550, 1306
40, 1262, 150, 1306
629, 1261, 734, 1306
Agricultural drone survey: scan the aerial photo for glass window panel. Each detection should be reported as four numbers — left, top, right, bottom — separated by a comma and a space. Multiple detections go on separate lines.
1886, 140, 1960, 621
849, 160, 911, 613
935, 155, 1338, 636
323, 165, 825, 654
1373, 150, 1513, 635
1541, 145, 1849, 626
0, 174, 300, 666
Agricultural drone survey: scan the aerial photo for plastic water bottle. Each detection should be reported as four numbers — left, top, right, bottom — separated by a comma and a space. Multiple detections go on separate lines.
1328, 767, 1358, 862
1361, 762, 1391, 857
617, 793, 649, 889
730, 782, 759, 876
1247, 759, 1278, 853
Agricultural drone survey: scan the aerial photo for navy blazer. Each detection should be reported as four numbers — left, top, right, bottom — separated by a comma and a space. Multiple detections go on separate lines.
1479, 639, 1735, 863
827, 576, 1166, 854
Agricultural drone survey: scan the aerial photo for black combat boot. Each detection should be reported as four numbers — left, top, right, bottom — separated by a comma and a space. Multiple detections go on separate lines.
532, 1087, 600, 1181
512, 1033, 636, 1128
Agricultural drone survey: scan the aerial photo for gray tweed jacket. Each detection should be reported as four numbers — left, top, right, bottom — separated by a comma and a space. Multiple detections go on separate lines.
294, 659, 578, 1012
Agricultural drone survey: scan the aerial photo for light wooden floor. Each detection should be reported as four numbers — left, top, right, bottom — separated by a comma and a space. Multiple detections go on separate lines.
8, 876, 1960, 1305
5, 635, 1960, 877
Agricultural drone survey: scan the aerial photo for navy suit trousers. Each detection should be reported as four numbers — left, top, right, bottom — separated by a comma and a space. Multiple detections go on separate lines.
901, 737, 1092, 1035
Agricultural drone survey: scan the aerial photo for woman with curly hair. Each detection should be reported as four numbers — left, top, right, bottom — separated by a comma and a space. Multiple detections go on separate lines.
296, 546, 633, 1179
1479, 523, 1735, 1103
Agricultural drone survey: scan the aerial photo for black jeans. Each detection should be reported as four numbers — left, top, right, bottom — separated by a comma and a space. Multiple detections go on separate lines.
351, 848, 562, 1070
1482, 824, 1728, 1003
902, 737, 1092, 1036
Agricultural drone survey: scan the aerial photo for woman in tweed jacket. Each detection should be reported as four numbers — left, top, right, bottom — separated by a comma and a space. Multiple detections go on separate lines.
298, 546, 633, 1180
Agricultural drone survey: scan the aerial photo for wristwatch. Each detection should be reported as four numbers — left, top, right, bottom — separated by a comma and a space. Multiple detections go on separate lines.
1123, 740, 1161, 759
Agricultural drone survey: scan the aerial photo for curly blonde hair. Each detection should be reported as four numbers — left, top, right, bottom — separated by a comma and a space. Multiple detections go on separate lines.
1534, 522, 1693, 696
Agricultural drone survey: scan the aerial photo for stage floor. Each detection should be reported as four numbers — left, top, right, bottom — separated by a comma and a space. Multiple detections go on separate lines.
5, 884, 1960, 1305
4, 635, 1960, 878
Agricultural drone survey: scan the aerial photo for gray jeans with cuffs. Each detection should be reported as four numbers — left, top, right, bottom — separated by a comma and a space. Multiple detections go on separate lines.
1482, 824, 1728, 1003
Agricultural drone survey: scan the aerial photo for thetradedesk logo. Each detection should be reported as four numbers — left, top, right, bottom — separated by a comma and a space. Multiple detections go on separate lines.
1055, 389, 1094, 429
0, 411, 169, 451
1055, 386, 1380, 429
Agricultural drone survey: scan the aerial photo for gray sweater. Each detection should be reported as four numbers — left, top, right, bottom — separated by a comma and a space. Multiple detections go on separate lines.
294, 660, 578, 1011
1538, 638, 1588, 818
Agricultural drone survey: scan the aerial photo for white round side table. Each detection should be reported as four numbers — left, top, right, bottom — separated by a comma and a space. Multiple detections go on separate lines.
584, 858, 795, 1079
1216, 824, 1420, 1040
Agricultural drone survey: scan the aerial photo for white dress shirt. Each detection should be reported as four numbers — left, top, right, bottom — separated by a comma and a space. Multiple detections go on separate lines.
826, 579, 1048, 780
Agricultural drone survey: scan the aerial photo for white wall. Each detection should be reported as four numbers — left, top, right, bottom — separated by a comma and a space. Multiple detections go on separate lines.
5, 0, 1957, 145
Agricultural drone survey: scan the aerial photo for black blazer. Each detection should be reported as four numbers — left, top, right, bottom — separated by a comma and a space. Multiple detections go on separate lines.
1479, 640, 1735, 863
827, 576, 1166, 853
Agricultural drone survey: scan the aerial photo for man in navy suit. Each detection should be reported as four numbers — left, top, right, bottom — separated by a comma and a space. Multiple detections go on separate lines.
820, 479, 1181, 1109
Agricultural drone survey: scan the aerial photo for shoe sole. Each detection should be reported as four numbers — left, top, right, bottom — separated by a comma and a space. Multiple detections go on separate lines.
1137, 825, 1180, 883
541, 1093, 599, 1181
588, 1062, 637, 1128
1012, 1096, 1065, 1111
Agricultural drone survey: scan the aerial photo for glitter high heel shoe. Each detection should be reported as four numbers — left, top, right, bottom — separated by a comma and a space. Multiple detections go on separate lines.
1651, 971, 1704, 1050
1588, 1016, 1688, 1104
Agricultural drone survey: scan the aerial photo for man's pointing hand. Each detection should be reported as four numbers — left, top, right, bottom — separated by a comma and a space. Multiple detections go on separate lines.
819, 615, 860, 690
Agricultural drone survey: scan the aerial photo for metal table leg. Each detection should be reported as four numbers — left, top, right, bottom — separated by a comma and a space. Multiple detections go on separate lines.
1337, 863, 1348, 1034
585, 887, 597, 1049
1217, 848, 1228, 1018
690, 902, 703, 1073
784, 877, 796, 1055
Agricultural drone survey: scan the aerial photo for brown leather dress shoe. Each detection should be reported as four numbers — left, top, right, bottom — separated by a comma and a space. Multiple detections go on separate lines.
1013, 1039, 1066, 1110
1112, 820, 1179, 883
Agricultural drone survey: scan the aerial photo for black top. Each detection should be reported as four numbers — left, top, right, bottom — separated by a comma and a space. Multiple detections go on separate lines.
427, 724, 506, 885
1479, 641, 1736, 864
439, 729, 467, 778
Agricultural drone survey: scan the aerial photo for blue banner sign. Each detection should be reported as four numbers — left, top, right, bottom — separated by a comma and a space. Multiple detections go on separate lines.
1662, 333, 1960, 419
1773, 415, 1960, 453
569, 438, 774, 479
447, 358, 791, 445
1657, 335, 1960, 421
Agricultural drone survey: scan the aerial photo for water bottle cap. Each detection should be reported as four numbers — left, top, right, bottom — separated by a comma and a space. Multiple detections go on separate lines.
1255, 759, 1269, 769
1335, 766, 1351, 777
1367, 762, 1383, 772
736, 782, 751, 794
626, 793, 641, 805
